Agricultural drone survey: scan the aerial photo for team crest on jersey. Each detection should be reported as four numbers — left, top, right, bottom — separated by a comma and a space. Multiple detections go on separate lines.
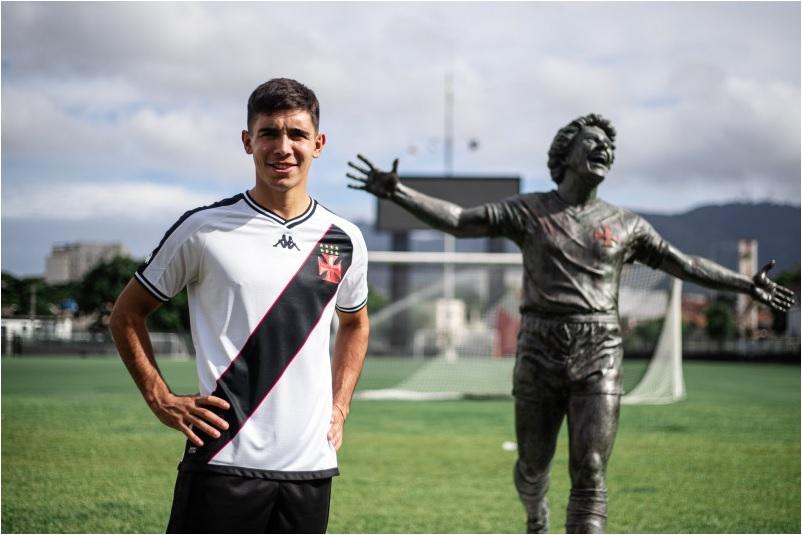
274, 234, 300, 251
593, 225, 618, 248
318, 243, 342, 284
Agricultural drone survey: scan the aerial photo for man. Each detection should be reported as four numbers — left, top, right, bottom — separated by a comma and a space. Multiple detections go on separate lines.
346, 113, 793, 534
110, 78, 370, 533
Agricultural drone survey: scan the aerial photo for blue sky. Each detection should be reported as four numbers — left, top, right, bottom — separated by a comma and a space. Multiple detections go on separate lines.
2, 2, 800, 276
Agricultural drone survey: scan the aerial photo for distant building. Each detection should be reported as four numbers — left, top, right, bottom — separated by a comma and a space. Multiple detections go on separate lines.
681, 293, 709, 329
45, 242, 129, 284
2, 316, 73, 341
736, 239, 759, 334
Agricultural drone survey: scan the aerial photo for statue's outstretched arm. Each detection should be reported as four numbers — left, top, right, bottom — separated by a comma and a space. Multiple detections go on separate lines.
346, 154, 491, 238
659, 244, 795, 312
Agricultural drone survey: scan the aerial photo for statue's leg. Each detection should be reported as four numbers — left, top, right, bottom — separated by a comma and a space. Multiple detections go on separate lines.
513, 332, 568, 535
514, 394, 566, 534
564, 392, 621, 534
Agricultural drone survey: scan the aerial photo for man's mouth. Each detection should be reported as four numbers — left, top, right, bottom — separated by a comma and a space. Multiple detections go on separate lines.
269, 162, 296, 171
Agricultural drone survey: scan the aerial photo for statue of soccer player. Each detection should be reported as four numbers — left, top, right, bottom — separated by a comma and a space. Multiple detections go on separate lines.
346, 113, 794, 534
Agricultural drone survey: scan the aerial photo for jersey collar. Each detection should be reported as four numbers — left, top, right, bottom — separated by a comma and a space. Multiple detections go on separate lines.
243, 191, 318, 229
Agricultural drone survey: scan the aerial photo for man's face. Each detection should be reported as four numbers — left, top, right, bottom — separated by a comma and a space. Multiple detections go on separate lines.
242, 109, 325, 194
565, 125, 614, 186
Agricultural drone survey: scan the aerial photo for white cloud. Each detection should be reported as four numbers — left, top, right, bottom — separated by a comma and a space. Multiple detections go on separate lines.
1, 2, 799, 274
3, 181, 212, 222
534, 57, 621, 112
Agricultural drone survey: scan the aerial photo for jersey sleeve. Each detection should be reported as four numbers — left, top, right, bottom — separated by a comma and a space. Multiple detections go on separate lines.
626, 216, 669, 269
482, 194, 530, 243
336, 228, 369, 313
135, 213, 204, 302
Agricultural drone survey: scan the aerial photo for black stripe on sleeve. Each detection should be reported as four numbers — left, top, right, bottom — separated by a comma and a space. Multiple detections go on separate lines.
137, 193, 244, 275
335, 297, 368, 313
134, 272, 170, 302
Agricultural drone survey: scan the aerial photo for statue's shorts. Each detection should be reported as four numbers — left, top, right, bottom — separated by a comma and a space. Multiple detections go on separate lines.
513, 313, 624, 398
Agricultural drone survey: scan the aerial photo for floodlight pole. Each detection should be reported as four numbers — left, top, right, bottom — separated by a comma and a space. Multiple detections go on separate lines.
444, 72, 456, 300
444, 71, 454, 177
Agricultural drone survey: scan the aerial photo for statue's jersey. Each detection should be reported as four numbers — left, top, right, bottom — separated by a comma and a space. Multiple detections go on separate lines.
484, 191, 668, 317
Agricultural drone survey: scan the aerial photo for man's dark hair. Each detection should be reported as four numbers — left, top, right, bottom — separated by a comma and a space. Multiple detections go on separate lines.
247, 78, 320, 132
547, 113, 617, 184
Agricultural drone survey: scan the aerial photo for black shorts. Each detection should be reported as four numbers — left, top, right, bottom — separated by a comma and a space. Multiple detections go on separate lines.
513, 314, 624, 398
166, 469, 332, 534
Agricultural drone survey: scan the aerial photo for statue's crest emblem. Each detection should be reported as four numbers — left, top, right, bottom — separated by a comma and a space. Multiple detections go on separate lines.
318, 243, 342, 284
593, 225, 618, 248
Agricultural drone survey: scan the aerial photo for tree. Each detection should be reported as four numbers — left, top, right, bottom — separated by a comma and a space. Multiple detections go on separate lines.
705, 300, 736, 341
1, 272, 79, 317
78, 256, 140, 329
78, 256, 190, 332
366, 285, 390, 314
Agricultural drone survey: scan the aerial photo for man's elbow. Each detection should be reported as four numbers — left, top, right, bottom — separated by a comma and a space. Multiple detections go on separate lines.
108, 300, 130, 338
339, 311, 370, 340
108, 294, 147, 337
349, 316, 370, 339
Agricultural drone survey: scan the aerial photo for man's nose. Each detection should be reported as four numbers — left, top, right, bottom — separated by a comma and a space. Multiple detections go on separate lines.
273, 134, 292, 156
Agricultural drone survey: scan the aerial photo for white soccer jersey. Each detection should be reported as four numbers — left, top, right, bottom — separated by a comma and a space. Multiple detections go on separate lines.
136, 191, 368, 480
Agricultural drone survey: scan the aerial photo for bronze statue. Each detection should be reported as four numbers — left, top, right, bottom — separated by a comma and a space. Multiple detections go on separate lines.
346, 113, 794, 534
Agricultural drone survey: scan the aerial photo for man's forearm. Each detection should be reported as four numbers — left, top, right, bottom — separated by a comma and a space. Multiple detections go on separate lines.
109, 311, 171, 409
331, 318, 370, 418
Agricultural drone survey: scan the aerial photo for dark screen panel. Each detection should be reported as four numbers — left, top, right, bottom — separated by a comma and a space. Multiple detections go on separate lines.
376, 176, 521, 231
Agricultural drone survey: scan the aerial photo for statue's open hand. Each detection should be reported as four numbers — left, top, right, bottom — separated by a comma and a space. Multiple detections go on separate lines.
347, 154, 400, 199
752, 260, 795, 312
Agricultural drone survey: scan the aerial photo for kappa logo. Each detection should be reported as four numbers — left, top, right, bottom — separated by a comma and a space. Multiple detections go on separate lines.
273, 234, 300, 251
318, 243, 342, 284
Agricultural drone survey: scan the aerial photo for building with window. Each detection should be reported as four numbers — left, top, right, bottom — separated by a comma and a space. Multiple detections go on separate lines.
45, 242, 129, 284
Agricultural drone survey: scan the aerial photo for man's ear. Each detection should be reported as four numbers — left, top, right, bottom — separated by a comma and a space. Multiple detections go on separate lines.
313, 132, 326, 158
242, 130, 253, 154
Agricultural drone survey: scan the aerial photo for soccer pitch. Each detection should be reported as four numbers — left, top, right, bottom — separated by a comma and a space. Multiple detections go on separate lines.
2, 357, 799, 533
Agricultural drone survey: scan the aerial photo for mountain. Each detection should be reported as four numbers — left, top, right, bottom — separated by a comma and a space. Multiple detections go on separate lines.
638, 203, 800, 275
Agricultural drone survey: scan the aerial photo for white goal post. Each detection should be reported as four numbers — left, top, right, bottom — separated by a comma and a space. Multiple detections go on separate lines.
357, 250, 685, 404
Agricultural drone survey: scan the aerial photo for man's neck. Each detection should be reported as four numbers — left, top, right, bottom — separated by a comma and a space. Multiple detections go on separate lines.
557, 173, 600, 206
248, 185, 311, 220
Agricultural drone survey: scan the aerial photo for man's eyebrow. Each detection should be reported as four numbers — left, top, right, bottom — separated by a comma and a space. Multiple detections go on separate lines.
256, 126, 311, 136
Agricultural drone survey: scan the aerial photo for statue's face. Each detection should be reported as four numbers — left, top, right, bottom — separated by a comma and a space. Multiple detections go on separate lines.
565, 125, 614, 186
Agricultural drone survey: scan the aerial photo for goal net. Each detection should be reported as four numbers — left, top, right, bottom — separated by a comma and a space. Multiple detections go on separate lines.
355, 252, 684, 403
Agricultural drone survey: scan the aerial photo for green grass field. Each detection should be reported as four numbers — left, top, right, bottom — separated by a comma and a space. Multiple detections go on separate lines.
2, 356, 799, 533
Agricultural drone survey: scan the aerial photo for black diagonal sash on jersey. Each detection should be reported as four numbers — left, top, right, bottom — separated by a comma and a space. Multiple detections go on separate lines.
181, 224, 353, 466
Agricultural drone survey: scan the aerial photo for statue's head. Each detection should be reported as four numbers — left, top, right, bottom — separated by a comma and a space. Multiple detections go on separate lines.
547, 114, 616, 185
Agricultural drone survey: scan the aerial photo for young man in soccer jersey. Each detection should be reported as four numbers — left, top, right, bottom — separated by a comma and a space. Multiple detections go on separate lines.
110, 78, 370, 533
347, 113, 794, 534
